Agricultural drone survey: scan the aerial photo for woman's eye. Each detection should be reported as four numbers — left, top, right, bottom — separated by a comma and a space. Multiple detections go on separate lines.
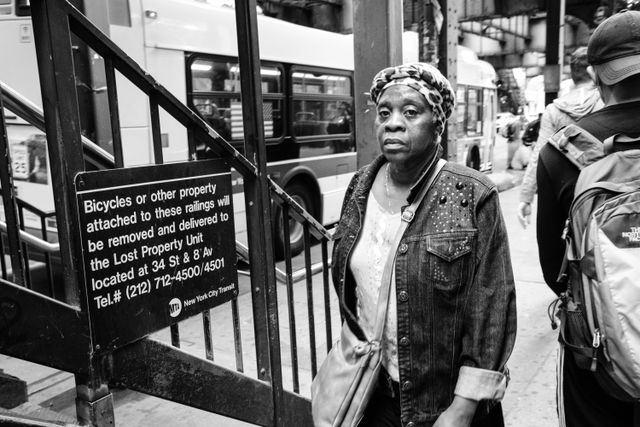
378, 110, 390, 119
404, 109, 418, 117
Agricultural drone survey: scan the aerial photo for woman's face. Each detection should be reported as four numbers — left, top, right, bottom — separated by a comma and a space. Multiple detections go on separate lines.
375, 85, 436, 170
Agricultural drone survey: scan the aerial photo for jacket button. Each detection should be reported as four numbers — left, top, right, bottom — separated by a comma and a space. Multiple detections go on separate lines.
461, 199, 468, 207
456, 181, 464, 190
439, 195, 447, 204
399, 243, 408, 253
399, 336, 410, 346
398, 291, 409, 302
401, 380, 412, 391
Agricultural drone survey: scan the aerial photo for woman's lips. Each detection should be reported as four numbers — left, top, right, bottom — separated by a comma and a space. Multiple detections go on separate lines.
384, 138, 405, 149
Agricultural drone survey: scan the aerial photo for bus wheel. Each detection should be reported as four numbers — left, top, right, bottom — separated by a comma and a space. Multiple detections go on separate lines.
466, 147, 480, 171
275, 182, 314, 259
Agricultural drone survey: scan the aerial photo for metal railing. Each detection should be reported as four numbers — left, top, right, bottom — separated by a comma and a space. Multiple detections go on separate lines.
0, 0, 339, 425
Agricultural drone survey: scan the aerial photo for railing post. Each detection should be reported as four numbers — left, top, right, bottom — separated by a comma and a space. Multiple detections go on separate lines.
0, 87, 27, 287
30, 0, 85, 306
234, 0, 286, 425
30, 1, 114, 425
75, 369, 114, 427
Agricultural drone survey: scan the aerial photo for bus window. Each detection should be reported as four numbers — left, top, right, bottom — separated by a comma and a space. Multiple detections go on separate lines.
15, 0, 30, 16
188, 56, 284, 143
291, 70, 352, 145
108, 0, 131, 27
291, 72, 350, 96
466, 88, 483, 136
0, 0, 11, 15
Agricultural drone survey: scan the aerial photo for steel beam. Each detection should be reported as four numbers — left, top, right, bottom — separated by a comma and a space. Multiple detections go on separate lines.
544, 0, 563, 105
0, 279, 90, 374
352, 0, 403, 167
440, 0, 457, 163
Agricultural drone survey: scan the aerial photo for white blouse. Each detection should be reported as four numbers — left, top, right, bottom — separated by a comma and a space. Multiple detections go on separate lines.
349, 191, 402, 381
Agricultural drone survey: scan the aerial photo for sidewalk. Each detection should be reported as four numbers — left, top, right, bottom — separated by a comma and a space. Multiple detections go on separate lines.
1, 171, 562, 427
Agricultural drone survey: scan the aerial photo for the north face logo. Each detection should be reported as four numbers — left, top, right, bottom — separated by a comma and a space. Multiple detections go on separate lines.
622, 227, 640, 243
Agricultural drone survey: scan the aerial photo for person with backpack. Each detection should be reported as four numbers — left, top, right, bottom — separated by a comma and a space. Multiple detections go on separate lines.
536, 10, 640, 426
517, 47, 602, 228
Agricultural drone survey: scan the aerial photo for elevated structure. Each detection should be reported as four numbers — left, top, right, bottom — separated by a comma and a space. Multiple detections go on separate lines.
261, 0, 627, 109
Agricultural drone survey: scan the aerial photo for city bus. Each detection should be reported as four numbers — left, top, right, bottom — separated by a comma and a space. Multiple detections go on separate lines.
0, 0, 496, 256
455, 45, 497, 173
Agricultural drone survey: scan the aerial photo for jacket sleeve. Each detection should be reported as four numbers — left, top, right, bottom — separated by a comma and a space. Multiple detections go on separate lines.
455, 186, 517, 401
535, 149, 570, 296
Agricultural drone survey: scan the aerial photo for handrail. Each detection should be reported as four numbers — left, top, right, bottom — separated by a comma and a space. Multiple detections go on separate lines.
15, 198, 55, 219
0, 80, 115, 169
0, 220, 60, 253
269, 180, 333, 241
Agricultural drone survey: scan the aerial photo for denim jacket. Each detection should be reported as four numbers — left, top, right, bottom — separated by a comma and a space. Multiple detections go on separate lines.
331, 155, 517, 427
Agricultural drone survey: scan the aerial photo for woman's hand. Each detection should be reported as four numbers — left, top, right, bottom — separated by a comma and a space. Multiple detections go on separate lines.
433, 396, 478, 427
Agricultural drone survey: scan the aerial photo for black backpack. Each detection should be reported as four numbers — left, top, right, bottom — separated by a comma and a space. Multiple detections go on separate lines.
521, 118, 540, 146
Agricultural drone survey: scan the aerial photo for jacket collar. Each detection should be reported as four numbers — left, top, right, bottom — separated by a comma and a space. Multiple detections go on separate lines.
353, 145, 443, 207
407, 145, 444, 203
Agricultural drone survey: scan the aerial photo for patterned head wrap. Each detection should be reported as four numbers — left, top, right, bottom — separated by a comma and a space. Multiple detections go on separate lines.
370, 63, 455, 141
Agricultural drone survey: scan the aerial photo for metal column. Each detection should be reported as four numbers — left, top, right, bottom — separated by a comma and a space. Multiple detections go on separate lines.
545, 0, 564, 106
234, 0, 286, 425
352, 0, 403, 167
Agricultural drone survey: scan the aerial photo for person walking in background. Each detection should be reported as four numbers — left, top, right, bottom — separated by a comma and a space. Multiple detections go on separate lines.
327, 63, 516, 427
536, 10, 640, 426
509, 113, 540, 171
517, 46, 602, 228
501, 110, 526, 169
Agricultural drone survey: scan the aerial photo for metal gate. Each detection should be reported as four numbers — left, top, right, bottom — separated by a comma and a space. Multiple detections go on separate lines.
0, 0, 338, 425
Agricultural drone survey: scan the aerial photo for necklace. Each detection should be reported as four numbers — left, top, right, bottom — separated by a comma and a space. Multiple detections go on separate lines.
385, 163, 392, 211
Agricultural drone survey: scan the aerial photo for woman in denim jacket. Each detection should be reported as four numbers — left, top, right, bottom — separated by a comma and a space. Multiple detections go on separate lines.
330, 63, 517, 427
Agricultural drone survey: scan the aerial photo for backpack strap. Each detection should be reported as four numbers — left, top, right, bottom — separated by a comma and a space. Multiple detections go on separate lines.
579, 180, 640, 196
547, 124, 605, 170
602, 133, 640, 155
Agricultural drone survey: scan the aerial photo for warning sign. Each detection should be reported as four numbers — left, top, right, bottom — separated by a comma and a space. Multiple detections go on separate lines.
74, 159, 238, 352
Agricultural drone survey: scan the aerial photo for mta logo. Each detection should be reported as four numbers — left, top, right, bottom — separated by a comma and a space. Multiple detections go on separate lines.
169, 298, 182, 318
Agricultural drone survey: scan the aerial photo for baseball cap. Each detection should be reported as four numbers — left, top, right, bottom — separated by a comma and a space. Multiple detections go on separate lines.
588, 9, 640, 85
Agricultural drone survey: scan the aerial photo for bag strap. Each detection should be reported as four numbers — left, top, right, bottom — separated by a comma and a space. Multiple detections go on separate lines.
578, 180, 640, 197
370, 158, 446, 343
547, 124, 604, 171
603, 133, 640, 155
547, 135, 586, 171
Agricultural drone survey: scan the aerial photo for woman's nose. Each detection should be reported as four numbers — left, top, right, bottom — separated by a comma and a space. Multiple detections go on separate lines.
385, 110, 405, 131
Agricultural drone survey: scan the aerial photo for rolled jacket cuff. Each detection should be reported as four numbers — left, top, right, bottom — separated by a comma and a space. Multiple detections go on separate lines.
454, 366, 508, 401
